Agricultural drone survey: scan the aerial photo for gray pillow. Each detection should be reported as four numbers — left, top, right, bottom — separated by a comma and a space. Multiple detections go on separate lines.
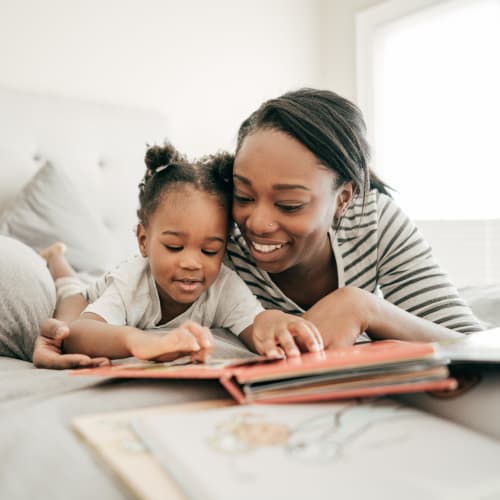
0, 236, 56, 360
0, 162, 120, 274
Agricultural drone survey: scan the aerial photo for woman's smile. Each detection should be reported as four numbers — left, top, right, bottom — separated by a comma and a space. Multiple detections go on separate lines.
233, 129, 338, 274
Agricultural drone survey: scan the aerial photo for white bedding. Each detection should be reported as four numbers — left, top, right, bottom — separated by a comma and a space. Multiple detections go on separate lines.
1, 87, 500, 500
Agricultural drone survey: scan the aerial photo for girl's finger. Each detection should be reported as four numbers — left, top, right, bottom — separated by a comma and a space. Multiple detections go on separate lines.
182, 321, 214, 349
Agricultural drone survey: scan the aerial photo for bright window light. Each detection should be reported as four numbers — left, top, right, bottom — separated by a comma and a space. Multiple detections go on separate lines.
372, 0, 500, 220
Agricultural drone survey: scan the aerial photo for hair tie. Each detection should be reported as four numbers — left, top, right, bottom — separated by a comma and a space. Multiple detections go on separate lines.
155, 164, 169, 174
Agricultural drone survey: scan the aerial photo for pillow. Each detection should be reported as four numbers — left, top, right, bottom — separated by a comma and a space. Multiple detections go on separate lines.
0, 162, 120, 275
459, 285, 500, 329
0, 236, 56, 360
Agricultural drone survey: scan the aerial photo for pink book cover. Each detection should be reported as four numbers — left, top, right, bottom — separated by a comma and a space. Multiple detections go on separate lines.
73, 340, 457, 403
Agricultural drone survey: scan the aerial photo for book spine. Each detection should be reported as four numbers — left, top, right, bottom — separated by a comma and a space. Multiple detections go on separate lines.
219, 376, 247, 404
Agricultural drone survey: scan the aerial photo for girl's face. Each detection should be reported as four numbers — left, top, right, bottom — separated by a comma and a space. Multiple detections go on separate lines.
233, 129, 351, 274
137, 186, 228, 310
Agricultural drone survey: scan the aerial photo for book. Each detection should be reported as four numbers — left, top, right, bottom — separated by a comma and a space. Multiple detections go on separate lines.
130, 399, 500, 500
434, 327, 500, 363
74, 338, 458, 403
72, 399, 235, 500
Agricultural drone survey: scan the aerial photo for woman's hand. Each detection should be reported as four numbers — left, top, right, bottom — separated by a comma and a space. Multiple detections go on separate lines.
303, 287, 371, 349
125, 320, 215, 363
303, 286, 464, 347
245, 310, 323, 358
33, 318, 111, 369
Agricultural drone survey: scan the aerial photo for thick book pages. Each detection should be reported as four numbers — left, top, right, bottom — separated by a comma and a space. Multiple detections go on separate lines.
131, 400, 500, 500
74, 339, 457, 403
434, 327, 500, 363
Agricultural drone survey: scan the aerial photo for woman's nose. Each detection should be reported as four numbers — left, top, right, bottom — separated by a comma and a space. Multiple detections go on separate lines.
245, 205, 275, 235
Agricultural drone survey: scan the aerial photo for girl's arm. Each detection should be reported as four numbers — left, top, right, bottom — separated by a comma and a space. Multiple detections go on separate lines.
303, 286, 464, 349
65, 313, 214, 362
33, 295, 101, 369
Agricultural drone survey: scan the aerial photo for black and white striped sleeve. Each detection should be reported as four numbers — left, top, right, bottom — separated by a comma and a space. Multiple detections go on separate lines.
376, 194, 482, 333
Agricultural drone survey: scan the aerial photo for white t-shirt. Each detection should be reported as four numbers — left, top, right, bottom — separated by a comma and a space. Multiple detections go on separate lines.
84, 255, 264, 335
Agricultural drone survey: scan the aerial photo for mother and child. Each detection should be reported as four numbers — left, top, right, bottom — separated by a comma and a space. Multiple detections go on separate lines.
16, 87, 483, 369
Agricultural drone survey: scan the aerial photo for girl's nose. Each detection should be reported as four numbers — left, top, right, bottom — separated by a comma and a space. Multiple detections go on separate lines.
179, 251, 202, 270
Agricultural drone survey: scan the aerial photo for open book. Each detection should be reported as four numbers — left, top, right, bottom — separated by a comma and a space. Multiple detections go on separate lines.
74, 338, 458, 403
128, 399, 500, 500
74, 329, 500, 404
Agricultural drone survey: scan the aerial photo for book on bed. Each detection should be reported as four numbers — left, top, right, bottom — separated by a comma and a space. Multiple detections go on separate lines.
129, 399, 500, 500
72, 397, 500, 500
73, 329, 500, 404
73, 337, 463, 403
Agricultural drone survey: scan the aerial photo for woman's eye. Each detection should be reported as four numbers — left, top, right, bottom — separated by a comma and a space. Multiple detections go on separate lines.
234, 194, 253, 204
165, 245, 183, 252
277, 204, 306, 213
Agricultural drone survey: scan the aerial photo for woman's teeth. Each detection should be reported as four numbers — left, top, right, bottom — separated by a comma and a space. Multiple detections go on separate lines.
252, 241, 284, 253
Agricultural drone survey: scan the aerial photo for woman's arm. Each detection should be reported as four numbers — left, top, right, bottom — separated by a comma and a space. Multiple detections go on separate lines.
303, 286, 464, 349
374, 194, 482, 334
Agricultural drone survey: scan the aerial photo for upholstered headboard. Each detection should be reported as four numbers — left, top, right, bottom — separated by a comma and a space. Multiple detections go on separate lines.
0, 86, 168, 258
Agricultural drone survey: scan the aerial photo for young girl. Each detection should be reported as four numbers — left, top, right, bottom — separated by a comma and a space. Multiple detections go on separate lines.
39, 143, 322, 366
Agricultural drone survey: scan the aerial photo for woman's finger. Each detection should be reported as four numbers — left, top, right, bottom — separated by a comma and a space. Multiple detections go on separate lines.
276, 328, 301, 357
257, 335, 282, 359
289, 320, 323, 353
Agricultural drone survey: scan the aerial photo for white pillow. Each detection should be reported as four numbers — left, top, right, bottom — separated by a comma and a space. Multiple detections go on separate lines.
0, 162, 120, 275
0, 235, 56, 360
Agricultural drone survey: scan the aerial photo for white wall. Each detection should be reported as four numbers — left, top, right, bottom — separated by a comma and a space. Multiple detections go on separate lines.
0, 0, 323, 156
320, 0, 386, 100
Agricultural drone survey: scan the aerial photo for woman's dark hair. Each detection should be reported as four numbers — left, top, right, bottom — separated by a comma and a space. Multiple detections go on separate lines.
236, 88, 390, 199
137, 142, 234, 227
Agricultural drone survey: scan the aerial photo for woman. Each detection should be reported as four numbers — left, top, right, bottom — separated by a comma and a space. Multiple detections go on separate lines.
32, 88, 482, 367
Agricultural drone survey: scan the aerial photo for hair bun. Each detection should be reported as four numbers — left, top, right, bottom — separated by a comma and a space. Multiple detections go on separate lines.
144, 142, 183, 172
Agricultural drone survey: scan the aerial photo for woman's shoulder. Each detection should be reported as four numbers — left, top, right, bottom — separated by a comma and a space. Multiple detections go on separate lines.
339, 190, 409, 232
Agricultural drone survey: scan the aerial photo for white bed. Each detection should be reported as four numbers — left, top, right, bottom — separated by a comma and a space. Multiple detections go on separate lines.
0, 86, 256, 500
1, 86, 500, 500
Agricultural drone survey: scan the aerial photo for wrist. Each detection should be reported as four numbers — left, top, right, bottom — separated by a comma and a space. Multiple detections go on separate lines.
123, 327, 145, 353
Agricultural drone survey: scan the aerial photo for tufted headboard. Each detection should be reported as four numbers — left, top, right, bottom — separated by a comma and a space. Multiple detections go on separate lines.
0, 86, 169, 258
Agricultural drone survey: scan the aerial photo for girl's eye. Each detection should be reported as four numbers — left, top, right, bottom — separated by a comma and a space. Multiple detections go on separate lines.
277, 203, 306, 213
202, 249, 220, 256
165, 245, 183, 252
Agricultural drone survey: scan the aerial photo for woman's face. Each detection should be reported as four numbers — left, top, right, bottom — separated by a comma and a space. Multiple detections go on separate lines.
233, 129, 347, 274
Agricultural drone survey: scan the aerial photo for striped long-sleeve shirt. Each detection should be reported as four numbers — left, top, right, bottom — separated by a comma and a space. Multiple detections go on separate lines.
226, 190, 482, 334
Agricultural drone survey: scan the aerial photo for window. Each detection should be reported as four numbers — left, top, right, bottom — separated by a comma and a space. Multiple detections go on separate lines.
357, 0, 500, 287
357, 0, 500, 220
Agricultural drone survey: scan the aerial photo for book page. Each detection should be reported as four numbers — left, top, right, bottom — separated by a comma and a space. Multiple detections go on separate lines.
73, 399, 234, 500
133, 398, 500, 500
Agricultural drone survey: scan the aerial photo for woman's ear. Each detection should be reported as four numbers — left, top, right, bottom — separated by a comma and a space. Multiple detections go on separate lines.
136, 223, 149, 257
335, 182, 354, 218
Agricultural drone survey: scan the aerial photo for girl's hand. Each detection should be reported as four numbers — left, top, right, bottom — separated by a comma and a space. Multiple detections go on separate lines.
33, 319, 111, 369
250, 310, 323, 358
126, 320, 215, 363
